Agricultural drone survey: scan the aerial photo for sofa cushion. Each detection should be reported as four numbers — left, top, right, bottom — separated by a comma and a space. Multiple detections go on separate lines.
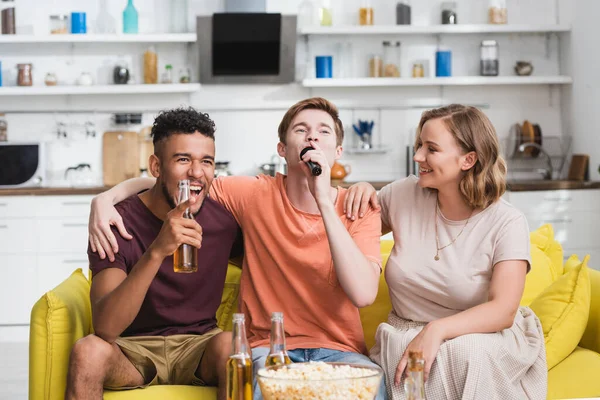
520, 244, 555, 306
104, 385, 216, 399
547, 346, 600, 400
360, 241, 394, 351
216, 262, 242, 332
530, 255, 591, 369
29, 268, 92, 400
530, 224, 564, 279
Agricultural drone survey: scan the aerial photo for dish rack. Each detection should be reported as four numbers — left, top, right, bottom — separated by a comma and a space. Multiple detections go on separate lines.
502, 135, 572, 180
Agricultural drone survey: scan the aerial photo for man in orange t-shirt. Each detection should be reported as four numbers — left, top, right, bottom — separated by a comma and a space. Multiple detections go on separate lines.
88, 98, 386, 400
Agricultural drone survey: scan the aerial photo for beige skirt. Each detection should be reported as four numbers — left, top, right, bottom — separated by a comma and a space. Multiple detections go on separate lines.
370, 307, 547, 400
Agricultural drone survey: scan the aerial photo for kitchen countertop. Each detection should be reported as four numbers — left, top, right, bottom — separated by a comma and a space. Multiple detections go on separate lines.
1, 180, 600, 196
0, 186, 111, 196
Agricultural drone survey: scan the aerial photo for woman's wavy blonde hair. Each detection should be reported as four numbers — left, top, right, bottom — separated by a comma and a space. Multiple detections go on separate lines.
416, 104, 507, 208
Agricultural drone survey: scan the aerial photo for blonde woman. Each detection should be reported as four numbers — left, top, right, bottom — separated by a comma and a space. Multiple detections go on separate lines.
345, 105, 547, 399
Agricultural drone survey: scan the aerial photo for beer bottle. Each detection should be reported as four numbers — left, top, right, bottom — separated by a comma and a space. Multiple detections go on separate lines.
404, 350, 426, 400
173, 179, 198, 273
226, 313, 253, 400
265, 312, 292, 367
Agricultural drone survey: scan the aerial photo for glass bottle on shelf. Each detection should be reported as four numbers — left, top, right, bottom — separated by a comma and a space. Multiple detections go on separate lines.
96, 0, 116, 34
480, 40, 499, 76
441, 2, 457, 25
143, 46, 158, 84
383, 41, 401, 77
298, 0, 317, 30
170, 0, 188, 33
359, 0, 374, 26
123, 0, 139, 34
404, 350, 426, 399
162, 64, 173, 84
226, 314, 253, 400
369, 54, 383, 78
488, 0, 507, 24
265, 312, 292, 367
396, 1, 411, 25
318, 0, 332, 26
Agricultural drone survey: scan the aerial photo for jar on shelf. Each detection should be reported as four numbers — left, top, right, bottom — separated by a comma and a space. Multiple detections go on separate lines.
1, 0, 16, 34
44, 72, 58, 86
441, 2, 457, 25
50, 15, 68, 34
318, 0, 332, 26
359, 0, 374, 26
396, 1, 411, 25
480, 40, 499, 76
488, 0, 507, 24
369, 54, 383, 77
383, 41, 401, 77
412, 63, 424, 78
179, 67, 191, 83
17, 64, 33, 86
161, 64, 173, 84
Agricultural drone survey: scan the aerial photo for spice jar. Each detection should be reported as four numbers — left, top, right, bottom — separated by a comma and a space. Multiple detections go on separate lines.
369, 55, 383, 78
179, 67, 191, 83
359, 0, 374, 26
396, 1, 411, 25
412, 63, 424, 78
1, 0, 16, 34
161, 64, 173, 84
441, 2, 457, 25
383, 41, 401, 77
17, 64, 33, 86
318, 0, 332, 26
480, 40, 499, 76
44, 72, 58, 86
50, 15, 68, 34
488, 0, 507, 24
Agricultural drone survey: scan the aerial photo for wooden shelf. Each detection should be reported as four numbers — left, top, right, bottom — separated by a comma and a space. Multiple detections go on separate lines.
300, 24, 571, 35
302, 76, 573, 87
0, 84, 201, 96
0, 33, 196, 43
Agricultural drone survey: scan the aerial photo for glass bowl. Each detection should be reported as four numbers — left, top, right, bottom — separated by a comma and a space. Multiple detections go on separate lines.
257, 361, 383, 400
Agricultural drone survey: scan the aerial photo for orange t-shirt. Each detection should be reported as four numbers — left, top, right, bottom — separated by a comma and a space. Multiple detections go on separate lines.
210, 174, 382, 354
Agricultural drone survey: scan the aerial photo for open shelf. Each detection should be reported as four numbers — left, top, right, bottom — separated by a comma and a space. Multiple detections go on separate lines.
0, 33, 197, 43
300, 24, 571, 35
0, 84, 200, 96
302, 76, 573, 87
345, 147, 389, 155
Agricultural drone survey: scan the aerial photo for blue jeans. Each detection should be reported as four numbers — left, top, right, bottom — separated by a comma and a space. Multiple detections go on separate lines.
251, 347, 387, 400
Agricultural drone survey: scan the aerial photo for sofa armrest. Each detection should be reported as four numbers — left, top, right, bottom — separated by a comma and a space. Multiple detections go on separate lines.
580, 268, 600, 353
29, 269, 93, 400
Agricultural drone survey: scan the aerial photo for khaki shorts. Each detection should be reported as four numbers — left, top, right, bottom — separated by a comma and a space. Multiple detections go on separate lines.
108, 328, 222, 389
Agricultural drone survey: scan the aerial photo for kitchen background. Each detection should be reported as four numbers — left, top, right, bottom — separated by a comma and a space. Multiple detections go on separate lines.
0, 0, 596, 184
1, 0, 600, 391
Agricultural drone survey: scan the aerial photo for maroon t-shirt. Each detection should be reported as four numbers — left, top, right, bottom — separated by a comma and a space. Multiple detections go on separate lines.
88, 194, 242, 337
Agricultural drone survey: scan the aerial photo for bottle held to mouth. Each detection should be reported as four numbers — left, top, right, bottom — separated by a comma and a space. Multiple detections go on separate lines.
174, 179, 198, 273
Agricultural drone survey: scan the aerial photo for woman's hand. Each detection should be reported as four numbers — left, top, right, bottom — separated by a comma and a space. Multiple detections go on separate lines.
88, 194, 132, 261
395, 322, 445, 385
343, 182, 379, 220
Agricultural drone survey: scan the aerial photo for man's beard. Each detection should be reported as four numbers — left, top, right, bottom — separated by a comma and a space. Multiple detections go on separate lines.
160, 179, 201, 216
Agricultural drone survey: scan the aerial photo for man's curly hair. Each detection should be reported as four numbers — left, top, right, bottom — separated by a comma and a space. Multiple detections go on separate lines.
151, 107, 216, 155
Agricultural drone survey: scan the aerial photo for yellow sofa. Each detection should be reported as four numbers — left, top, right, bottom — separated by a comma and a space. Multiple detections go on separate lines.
30, 240, 600, 400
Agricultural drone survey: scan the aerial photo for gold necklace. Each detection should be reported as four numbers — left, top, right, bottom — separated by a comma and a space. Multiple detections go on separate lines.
434, 202, 474, 261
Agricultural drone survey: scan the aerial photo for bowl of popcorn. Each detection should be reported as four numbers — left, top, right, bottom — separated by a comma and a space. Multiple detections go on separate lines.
257, 361, 383, 400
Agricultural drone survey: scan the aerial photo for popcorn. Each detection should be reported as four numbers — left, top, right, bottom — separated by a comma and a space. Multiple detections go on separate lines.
257, 361, 382, 400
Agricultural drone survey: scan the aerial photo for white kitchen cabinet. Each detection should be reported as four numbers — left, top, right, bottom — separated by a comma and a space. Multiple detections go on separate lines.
506, 189, 600, 270
0, 255, 38, 324
0, 195, 94, 327
36, 219, 89, 254
37, 254, 89, 295
0, 219, 37, 254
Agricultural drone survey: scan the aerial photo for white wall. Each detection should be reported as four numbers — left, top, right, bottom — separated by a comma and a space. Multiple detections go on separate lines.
0, 0, 579, 185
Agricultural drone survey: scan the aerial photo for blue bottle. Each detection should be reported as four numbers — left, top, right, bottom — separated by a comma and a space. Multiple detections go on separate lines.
436, 49, 452, 77
123, 0, 139, 34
